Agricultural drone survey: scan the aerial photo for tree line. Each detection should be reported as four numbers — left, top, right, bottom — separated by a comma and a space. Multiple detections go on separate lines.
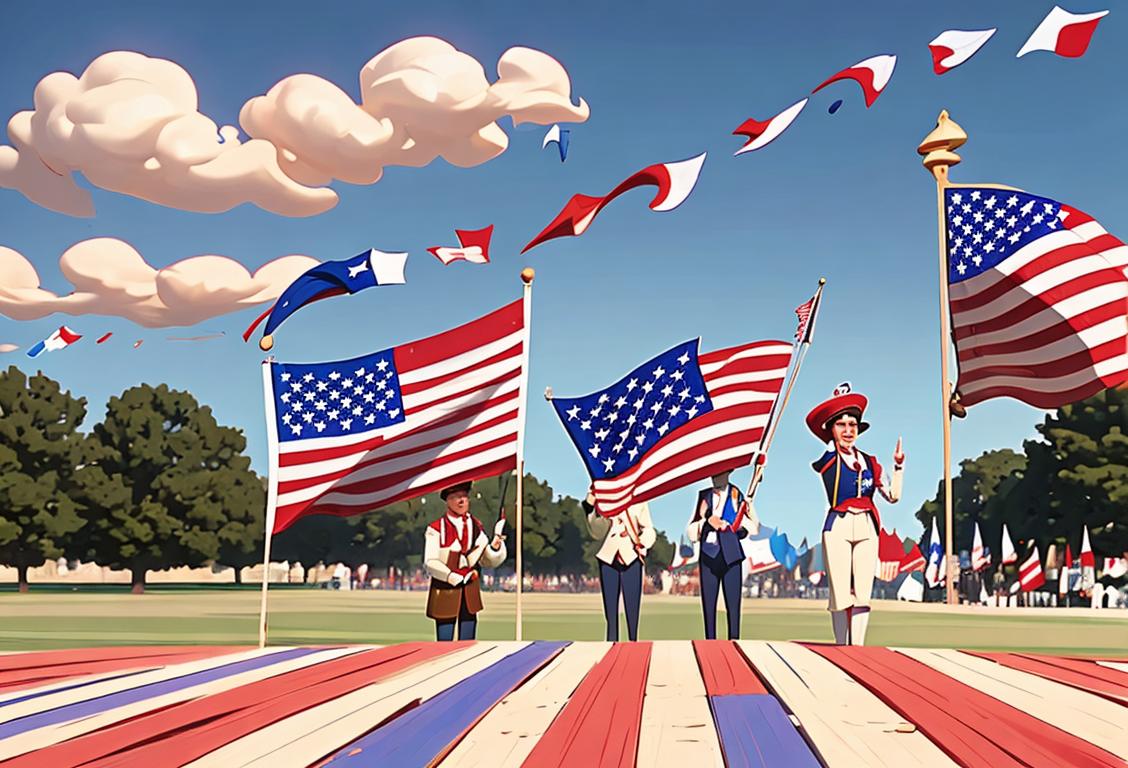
0, 366, 673, 591
915, 387, 1128, 572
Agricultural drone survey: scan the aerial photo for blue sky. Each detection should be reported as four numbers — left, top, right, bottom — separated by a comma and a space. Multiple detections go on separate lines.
1, 1, 1124, 546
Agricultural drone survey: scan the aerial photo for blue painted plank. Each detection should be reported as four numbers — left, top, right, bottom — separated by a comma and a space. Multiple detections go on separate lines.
323, 641, 568, 766
709, 693, 821, 768
0, 647, 320, 739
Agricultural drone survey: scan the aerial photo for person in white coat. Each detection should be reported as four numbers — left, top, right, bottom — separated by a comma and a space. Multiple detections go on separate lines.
583, 488, 656, 641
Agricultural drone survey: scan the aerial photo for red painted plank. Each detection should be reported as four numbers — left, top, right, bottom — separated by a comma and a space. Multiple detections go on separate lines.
808, 644, 1127, 768
692, 640, 769, 696
0, 644, 461, 768
0, 646, 246, 673
0, 648, 247, 693
969, 652, 1128, 706
522, 643, 650, 768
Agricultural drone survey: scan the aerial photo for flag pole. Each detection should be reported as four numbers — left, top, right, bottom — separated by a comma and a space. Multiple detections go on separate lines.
515, 267, 535, 641
259, 359, 281, 647
744, 278, 826, 507
918, 110, 968, 606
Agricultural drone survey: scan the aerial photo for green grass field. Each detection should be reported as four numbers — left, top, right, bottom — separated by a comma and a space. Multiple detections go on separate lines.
1, 589, 1126, 655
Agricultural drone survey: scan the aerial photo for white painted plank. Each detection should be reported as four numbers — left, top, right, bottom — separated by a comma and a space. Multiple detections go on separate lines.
637, 641, 724, 768
439, 642, 610, 768
738, 641, 956, 768
189, 642, 527, 768
897, 647, 1128, 759
0, 646, 358, 760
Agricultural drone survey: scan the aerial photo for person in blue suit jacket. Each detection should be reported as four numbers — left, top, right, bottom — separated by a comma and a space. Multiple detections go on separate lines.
686, 470, 756, 639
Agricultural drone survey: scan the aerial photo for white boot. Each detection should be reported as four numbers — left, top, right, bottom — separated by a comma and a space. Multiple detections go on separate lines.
850, 607, 870, 646
831, 609, 850, 645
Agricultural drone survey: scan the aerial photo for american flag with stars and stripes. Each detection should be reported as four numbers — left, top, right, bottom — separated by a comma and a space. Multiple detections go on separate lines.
794, 291, 821, 344
945, 187, 1128, 408
264, 299, 527, 534
552, 338, 791, 517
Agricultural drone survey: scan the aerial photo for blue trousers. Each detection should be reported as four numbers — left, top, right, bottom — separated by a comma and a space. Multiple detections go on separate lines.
599, 558, 642, 641
700, 556, 742, 639
435, 601, 478, 641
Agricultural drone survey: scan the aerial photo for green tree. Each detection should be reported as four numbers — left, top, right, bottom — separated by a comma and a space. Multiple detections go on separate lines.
272, 514, 350, 582
215, 471, 266, 583
1009, 388, 1128, 558
72, 384, 264, 592
916, 448, 1027, 555
646, 531, 675, 578
0, 367, 87, 591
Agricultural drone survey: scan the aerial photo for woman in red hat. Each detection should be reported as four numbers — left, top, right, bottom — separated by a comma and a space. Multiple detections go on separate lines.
806, 383, 904, 645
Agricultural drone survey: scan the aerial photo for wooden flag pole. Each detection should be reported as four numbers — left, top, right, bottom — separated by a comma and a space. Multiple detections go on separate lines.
259, 359, 281, 647
918, 110, 968, 606
744, 278, 826, 507
515, 267, 535, 641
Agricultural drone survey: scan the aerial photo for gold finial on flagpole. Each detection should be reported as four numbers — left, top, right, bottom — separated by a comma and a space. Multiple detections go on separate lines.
918, 110, 967, 177
521, 267, 535, 284
259, 334, 274, 352
918, 109, 965, 607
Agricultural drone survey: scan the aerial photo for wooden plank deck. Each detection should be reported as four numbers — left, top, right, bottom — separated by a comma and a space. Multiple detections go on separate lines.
0, 641, 1120, 767
738, 641, 956, 768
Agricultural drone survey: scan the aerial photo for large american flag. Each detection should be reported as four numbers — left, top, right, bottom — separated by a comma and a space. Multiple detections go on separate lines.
552, 338, 791, 516
264, 299, 526, 534
945, 187, 1128, 407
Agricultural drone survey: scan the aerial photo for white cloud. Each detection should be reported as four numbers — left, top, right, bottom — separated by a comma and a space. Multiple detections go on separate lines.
0, 39, 588, 217
0, 344, 17, 354
0, 238, 318, 327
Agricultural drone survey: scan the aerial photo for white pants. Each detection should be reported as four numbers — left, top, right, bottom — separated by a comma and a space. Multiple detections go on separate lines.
822, 511, 878, 612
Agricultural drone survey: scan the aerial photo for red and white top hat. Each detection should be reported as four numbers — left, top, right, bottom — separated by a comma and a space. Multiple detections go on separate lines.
805, 382, 870, 443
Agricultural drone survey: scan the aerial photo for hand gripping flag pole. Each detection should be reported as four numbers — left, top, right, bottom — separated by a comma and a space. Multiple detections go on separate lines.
515, 268, 535, 641
742, 279, 826, 519
918, 110, 967, 606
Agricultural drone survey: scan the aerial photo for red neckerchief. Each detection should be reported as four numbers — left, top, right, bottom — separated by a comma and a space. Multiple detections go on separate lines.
442, 514, 472, 552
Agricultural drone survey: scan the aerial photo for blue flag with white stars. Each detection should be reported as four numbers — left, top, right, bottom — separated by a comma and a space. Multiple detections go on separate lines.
271, 350, 405, 442
551, 339, 713, 480
944, 188, 1064, 284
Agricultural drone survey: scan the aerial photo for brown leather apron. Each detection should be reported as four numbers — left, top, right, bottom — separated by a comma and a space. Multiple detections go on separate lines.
426, 550, 484, 620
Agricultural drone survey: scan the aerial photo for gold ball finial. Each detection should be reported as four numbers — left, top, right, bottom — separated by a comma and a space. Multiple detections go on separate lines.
259, 334, 274, 351
918, 110, 968, 173
520, 267, 535, 284
818, 277, 826, 286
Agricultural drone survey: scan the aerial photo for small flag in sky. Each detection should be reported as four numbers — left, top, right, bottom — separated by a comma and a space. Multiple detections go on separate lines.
1017, 6, 1109, 58
732, 99, 807, 155
428, 225, 493, 266
1019, 545, 1046, 591
924, 517, 946, 588
244, 249, 408, 349
928, 29, 996, 74
551, 337, 790, 517
96, 332, 113, 344
542, 124, 570, 162
1000, 523, 1018, 564
945, 188, 1128, 408
522, 153, 706, 253
812, 54, 897, 107
27, 326, 81, 358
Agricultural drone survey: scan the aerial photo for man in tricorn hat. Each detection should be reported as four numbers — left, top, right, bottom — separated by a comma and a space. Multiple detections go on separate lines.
806, 383, 904, 645
423, 481, 507, 641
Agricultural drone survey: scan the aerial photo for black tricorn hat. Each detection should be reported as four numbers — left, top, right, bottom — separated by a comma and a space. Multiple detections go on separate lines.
440, 481, 473, 500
